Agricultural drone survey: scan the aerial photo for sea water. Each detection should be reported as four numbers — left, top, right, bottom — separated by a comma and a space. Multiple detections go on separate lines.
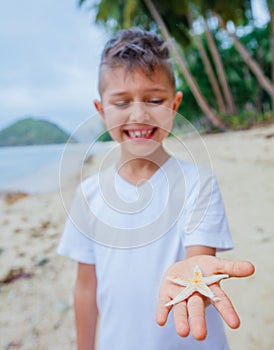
0, 142, 112, 194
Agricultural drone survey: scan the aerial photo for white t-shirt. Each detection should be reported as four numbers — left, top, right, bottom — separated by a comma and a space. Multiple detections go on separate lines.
58, 157, 233, 350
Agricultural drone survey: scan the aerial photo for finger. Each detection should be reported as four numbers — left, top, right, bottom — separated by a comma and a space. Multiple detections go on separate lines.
156, 294, 172, 326
187, 293, 207, 340
210, 284, 240, 329
173, 300, 190, 337
215, 259, 255, 278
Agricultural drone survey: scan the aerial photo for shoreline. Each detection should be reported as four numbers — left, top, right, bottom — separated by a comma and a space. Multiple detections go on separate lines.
1, 125, 274, 349
0, 141, 115, 195
1, 122, 273, 196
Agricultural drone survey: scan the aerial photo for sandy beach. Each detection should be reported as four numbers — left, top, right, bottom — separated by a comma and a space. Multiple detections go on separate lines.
1, 124, 273, 350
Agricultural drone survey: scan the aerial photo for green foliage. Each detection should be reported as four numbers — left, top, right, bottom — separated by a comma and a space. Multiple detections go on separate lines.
85, 0, 150, 32
175, 24, 272, 127
221, 110, 274, 130
198, 0, 253, 25
97, 129, 113, 142
80, 0, 273, 131
0, 117, 75, 147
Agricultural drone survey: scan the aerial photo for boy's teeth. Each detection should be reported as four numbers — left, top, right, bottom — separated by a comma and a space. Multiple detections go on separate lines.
128, 129, 153, 138
141, 130, 150, 136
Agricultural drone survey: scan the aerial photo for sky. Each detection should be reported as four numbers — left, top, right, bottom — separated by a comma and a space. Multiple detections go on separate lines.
0, 0, 108, 139
0, 0, 270, 139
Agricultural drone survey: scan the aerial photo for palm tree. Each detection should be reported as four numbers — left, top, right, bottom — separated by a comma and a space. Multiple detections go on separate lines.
265, 0, 274, 107
194, 30, 227, 113
142, 0, 225, 128
182, 10, 227, 114
80, 0, 149, 31
79, 0, 226, 129
186, 1, 237, 114
203, 17, 237, 114
217, 14, 274, 100
147, 1, 228, 115
197, 0, 274, 102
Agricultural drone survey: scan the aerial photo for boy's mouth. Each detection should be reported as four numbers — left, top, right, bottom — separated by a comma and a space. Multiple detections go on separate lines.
124, 127, 157, 140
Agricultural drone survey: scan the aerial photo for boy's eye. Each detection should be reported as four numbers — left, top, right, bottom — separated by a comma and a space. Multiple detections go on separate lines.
147, 99, 164, 105
114, 101, 130, 108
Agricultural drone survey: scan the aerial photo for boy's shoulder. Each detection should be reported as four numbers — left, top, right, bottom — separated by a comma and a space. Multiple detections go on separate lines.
80, 172, 99, 189
169, 157, 217, 196
171, 157, 213, 179
78, 165, 114, 196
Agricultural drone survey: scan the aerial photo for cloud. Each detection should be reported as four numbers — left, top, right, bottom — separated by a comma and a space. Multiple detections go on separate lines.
0, 0, 108, 133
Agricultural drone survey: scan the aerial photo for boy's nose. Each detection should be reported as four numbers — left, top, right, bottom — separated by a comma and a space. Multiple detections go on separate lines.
128, 102, 149, 123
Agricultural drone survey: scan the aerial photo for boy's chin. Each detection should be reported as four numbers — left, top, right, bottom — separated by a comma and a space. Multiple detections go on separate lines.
121, 139, 162, 158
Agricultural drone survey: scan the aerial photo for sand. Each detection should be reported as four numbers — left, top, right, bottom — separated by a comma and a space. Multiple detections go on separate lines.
1, 124, 273, 349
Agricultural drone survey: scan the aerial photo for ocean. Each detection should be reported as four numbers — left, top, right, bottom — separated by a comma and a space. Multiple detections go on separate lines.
0, 142, 112, 194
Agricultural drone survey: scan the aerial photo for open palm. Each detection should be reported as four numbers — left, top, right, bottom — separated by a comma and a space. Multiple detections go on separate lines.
156, 255, 255, 340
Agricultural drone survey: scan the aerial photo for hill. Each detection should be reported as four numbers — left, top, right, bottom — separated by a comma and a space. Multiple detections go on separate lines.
0, 117, 74, 146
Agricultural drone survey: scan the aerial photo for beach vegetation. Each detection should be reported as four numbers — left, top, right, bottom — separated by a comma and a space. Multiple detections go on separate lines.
79, 0, 274, 132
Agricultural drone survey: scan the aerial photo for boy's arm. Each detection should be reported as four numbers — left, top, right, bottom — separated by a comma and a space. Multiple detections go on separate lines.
74, 262, 98, 350
156, 254, 254, 340
185, 245, 216, 258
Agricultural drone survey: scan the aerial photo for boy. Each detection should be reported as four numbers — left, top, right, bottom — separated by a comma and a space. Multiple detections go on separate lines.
58, 28, 254, 349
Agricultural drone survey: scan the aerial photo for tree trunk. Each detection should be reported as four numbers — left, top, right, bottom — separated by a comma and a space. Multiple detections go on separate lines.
142, 0, 226, 129
270, 4, 274, 108
195, 33, 227, 113
204, 17, 237, 115
187, 11, 226, 114
217, 14, 274, 101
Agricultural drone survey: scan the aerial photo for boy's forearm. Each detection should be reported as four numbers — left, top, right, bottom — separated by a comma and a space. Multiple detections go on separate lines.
185, 246, 216, 258
74, 285, 98, 350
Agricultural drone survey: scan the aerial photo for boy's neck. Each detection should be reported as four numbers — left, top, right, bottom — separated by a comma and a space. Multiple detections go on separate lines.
117, 145, 170, 185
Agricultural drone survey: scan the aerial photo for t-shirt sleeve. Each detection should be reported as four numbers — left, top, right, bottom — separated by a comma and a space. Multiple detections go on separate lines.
57, 185, 96, 264
182, 170, 233, 251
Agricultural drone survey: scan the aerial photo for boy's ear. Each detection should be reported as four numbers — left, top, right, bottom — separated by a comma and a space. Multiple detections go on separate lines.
172, 91, 183, 115
94, 99, 105, 119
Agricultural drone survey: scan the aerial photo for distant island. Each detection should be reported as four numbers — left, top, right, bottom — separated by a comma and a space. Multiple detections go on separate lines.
0, 117, 75, 147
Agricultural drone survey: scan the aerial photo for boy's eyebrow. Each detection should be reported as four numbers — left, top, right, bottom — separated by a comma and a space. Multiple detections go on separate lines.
109, 92, 129, 97
109, 88, 169, 96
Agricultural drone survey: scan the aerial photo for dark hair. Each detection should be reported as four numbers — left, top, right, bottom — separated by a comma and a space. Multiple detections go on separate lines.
98, 28, 175, 93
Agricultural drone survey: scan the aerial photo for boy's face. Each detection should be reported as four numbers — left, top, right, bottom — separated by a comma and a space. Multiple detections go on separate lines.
94, 66, 182, 157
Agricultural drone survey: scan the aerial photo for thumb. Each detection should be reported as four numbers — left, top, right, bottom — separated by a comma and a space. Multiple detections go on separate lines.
215, 258, 255, 278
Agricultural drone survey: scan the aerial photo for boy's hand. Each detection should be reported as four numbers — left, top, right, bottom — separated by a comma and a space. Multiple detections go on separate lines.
156, 256, 255, 340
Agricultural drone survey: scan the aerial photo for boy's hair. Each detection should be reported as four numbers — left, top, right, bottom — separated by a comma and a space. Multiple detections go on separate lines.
98, 28, 175, 94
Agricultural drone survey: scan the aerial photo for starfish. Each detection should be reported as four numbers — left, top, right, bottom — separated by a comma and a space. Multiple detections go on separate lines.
165, 265, 229, 306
